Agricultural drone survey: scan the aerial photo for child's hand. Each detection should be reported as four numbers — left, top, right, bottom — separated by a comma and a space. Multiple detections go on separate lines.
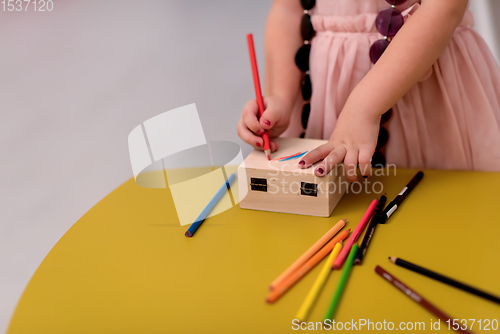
237, 95, 291, 152
298, 107, 381, 183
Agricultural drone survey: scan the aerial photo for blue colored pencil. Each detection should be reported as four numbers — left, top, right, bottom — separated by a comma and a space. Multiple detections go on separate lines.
185, 173, 236, 237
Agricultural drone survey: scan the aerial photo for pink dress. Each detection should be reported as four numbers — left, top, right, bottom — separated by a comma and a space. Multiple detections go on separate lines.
282, 0, 500, 171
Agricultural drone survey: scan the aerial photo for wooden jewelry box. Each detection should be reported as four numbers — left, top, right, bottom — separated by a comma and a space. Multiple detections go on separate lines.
238, 138, 348, 217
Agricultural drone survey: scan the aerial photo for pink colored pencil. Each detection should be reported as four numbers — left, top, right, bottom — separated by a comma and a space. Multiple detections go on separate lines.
332, 199, 378, 269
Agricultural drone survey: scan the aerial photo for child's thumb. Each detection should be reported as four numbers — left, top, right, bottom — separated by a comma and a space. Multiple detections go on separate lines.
260, 108, 280, 130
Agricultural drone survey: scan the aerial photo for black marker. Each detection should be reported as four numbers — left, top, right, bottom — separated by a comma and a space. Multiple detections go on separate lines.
379, 171, 424, 224
389, 257, 500, 304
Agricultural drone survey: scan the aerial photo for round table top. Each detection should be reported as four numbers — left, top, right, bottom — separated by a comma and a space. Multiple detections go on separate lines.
7, 168, 500, 333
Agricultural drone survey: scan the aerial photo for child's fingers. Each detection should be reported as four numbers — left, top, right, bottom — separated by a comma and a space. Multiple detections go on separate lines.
243, 99, 259, 115
270, 140, 280, 152
237, 119, 264, 150
242, 100, 266, 135
314, 146, 347, 177
298, 142, 335, 168
236, 119, 280, 153
259, 106, 281, 130
344, 149, 359, 183
358, 149, 372, 178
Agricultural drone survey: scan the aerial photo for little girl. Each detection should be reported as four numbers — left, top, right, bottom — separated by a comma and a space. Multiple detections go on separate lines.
237, 0, 500, 183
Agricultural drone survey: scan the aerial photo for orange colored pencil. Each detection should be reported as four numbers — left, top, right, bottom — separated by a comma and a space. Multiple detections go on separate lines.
269, 219, 346, 291
266, 229, 350, 304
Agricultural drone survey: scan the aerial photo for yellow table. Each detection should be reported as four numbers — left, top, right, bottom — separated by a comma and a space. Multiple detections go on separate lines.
7, 169, 500, 333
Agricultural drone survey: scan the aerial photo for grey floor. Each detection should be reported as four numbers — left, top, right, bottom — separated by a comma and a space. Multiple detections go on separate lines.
0, 1, 498, 333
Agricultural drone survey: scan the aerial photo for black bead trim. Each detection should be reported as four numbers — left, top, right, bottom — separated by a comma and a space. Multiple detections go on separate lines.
301, 14, 315, 41
302, 74, 312, 100
297, 0, 315, 137
381, 108, 392, 125
300, 0, 315, 10
376, 127, 389, 148
301, 103, 311, 129
295, 44, 311, 72
371, 151, 386, 167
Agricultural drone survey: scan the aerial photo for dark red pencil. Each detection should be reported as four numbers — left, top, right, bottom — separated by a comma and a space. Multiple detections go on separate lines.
375, 266, 472, 334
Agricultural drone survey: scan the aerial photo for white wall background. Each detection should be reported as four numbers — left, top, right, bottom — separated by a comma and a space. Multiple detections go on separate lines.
0, 1, 498, 333
469, 0, 500, 63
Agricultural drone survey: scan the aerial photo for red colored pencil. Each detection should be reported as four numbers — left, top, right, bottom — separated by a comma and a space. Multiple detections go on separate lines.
246, 33, 271, 160
375, 266, 472, 334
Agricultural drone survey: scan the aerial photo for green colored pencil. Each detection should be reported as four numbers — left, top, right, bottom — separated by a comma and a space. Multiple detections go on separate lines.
324, 244, 358, 321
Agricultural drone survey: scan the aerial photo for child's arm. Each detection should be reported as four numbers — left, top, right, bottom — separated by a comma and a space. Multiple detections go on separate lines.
299, 0, 469, 182
263, 0, 303, 105
237, 0, 302, 152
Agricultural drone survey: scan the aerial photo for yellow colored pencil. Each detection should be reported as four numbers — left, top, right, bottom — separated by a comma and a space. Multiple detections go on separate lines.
295, 243, 343, 322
